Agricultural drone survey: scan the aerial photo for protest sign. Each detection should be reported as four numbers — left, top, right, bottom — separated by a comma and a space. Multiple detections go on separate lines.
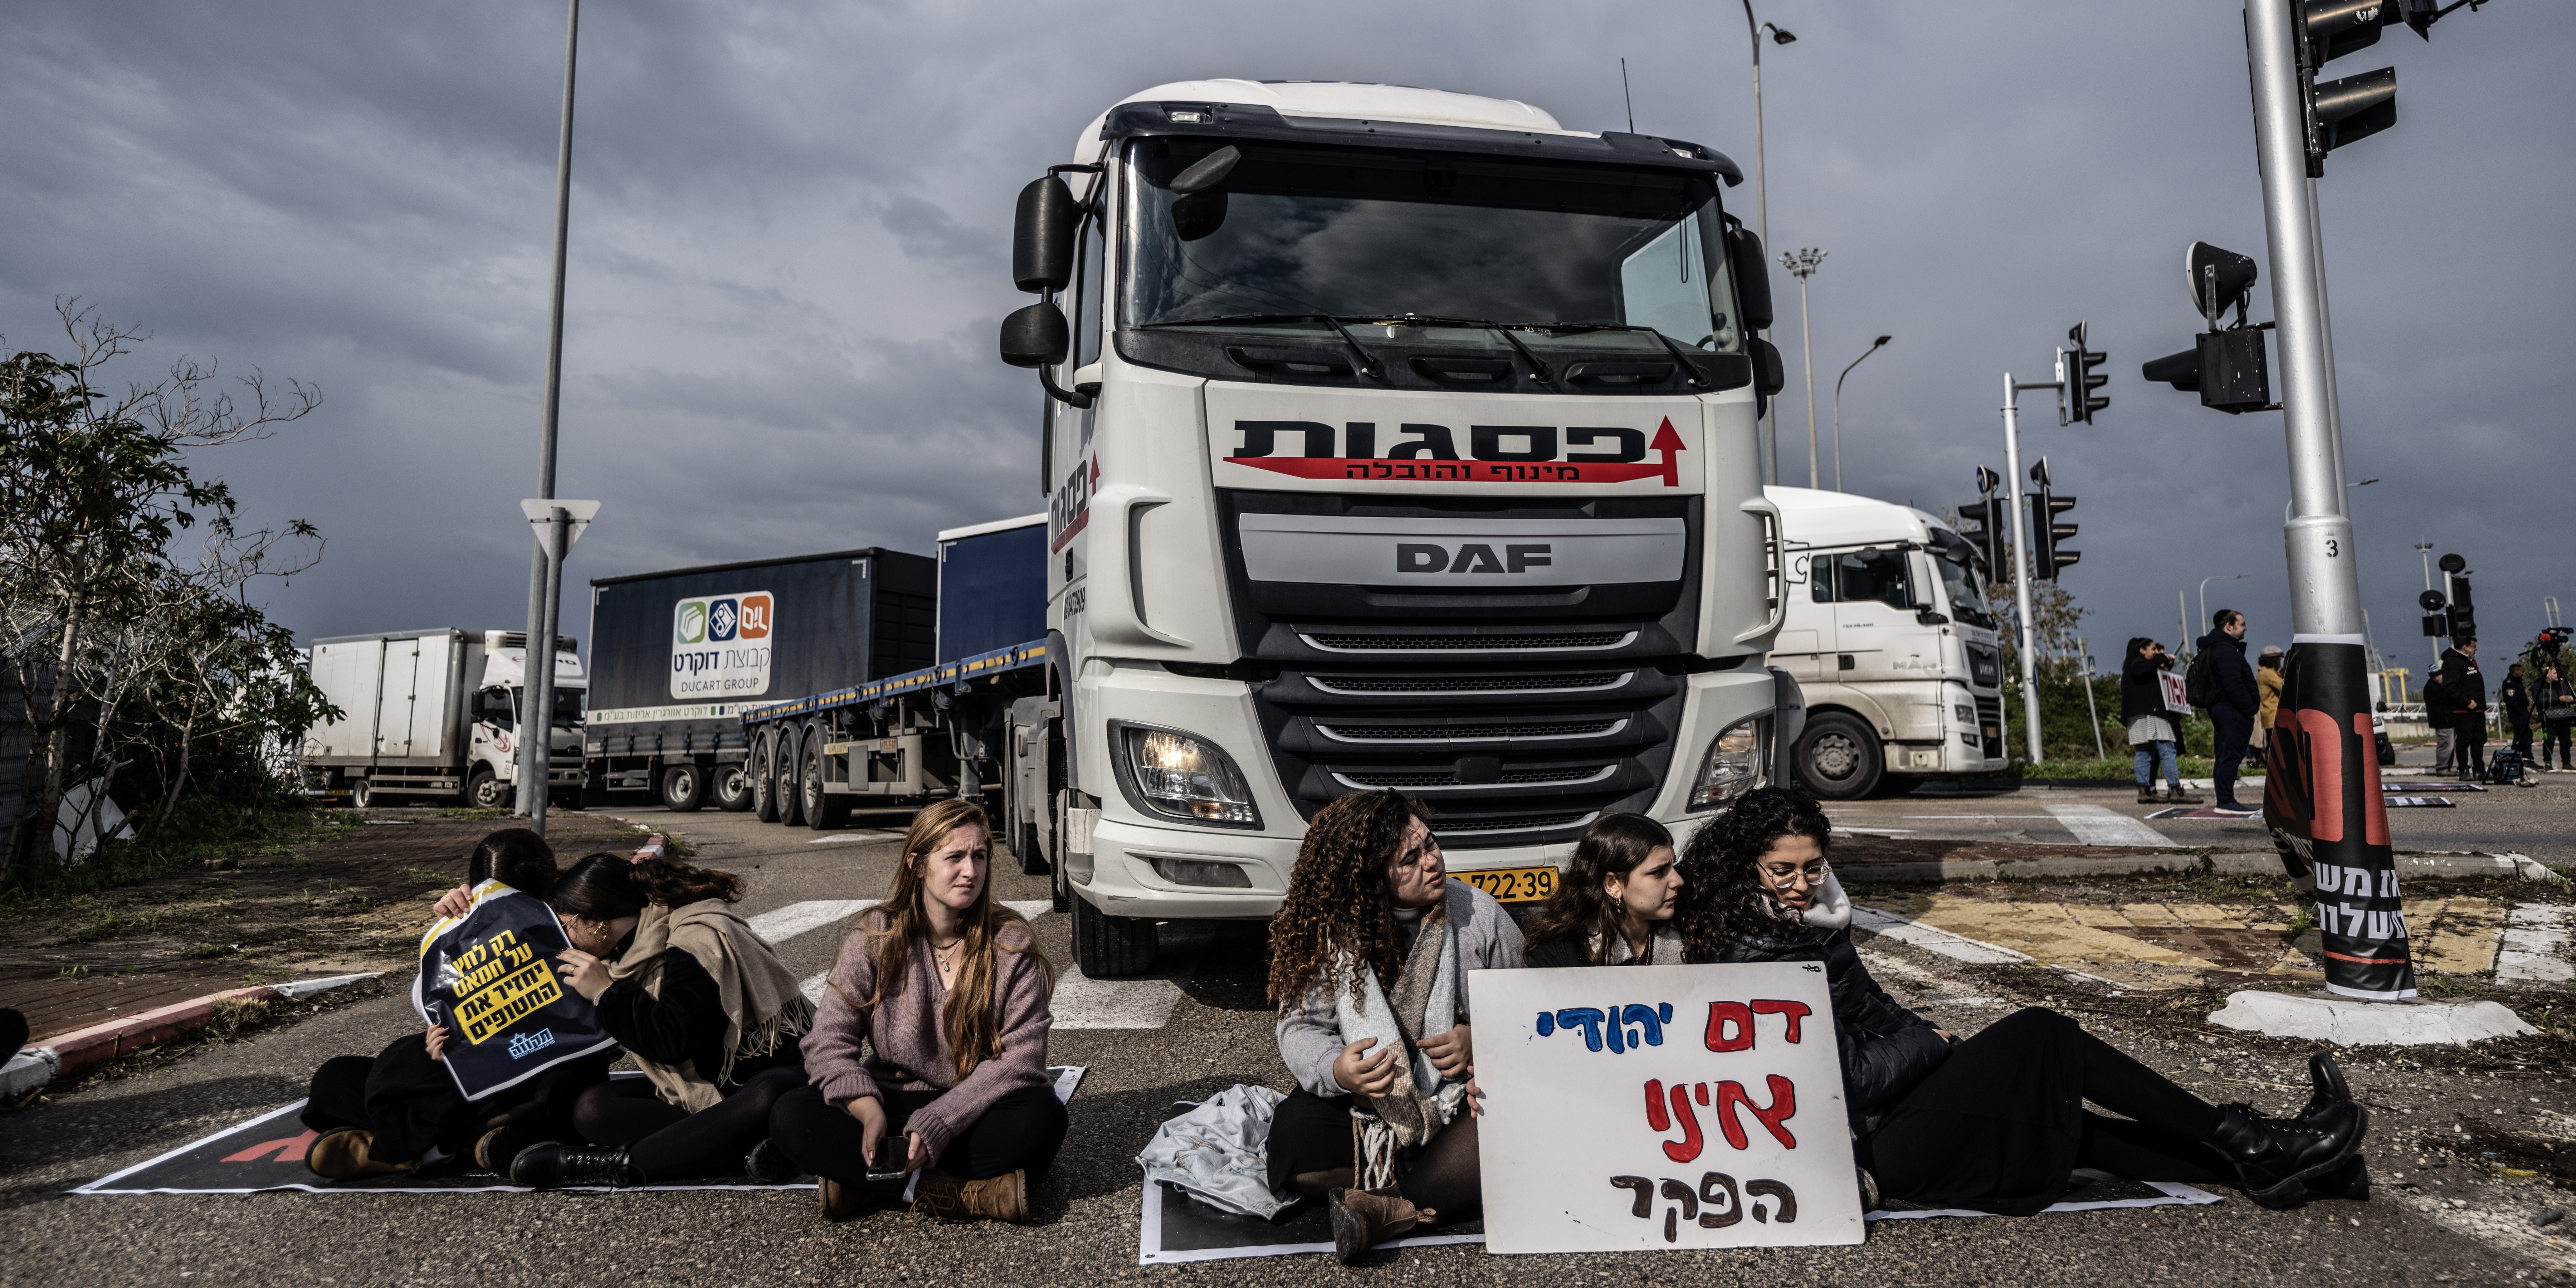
2264, 638, 2416, 998
2159, 669, 2192, 716
1469, 961, 1862, 1254
414, 880, 616, 1100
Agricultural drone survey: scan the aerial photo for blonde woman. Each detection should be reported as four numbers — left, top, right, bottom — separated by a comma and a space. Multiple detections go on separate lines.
769, 799, 1061, 1222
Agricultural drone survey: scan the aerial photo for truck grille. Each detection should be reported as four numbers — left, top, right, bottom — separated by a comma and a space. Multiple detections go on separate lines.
1309, 672, 1630, 695
1316, 718, 1624, 743
1300, 630, 1637, 653
1976, 695, 2004, 759
1335, 765, 1618, 790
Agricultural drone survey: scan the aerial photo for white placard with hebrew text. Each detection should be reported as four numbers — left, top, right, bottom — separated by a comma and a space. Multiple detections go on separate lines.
1468, 961, 1862, 1254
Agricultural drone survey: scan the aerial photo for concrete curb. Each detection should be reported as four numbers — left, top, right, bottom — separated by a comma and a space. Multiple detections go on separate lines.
1838, 850, 2568, 884
0, 972, 383, 1100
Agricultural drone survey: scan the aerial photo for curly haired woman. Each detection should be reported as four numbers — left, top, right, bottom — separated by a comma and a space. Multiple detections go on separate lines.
1676, 787, 2369, 1214
1521, 813, 1685, 968
1267, 790, 1524, 1263
768, 799, 1064, 1223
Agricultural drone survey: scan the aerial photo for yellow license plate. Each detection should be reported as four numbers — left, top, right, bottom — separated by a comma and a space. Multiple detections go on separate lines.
1457, 865, 1559, 903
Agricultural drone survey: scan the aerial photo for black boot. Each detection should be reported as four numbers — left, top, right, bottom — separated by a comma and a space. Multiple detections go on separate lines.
473, 1125, 537, 1175
2299, 1050, 2350, 1120
2205, 1100, 2366, 1210
743, 1138, 801, 1184
509, 1141, 643, 1189
2303, 1154, 2371, 1201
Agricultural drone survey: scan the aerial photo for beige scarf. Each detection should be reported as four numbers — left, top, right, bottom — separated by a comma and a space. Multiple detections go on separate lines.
604, 899, 815, 1112
1332, 896, 1467, 1188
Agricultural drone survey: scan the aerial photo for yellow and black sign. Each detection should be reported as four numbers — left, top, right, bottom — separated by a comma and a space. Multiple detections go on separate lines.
416, 881, 615, 1100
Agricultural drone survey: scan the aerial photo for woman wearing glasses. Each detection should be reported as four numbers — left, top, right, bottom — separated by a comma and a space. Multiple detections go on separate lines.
1673, 787, 2369, 1214
1267, 790, 1525, 1263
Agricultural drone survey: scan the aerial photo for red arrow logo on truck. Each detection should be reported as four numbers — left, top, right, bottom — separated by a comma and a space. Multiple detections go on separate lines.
1650, 417, 1685, 488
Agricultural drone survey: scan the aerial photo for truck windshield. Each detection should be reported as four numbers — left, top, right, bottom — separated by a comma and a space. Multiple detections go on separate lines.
1121, 138, 1739, 352
1928, 533, 1997, 629
551, 689, 585, 727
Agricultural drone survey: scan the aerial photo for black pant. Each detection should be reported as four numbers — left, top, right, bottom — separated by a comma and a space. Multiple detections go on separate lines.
768, 1083, 1067, 1184
1864, 1008, 2228, 1217
2510, 715, 2533, 762
2548, 720, 2575, 768
2456, 715, 2487, 780
573, 1066, 807, 1180
300, 1032, 610, 1165
2210, 708, 2255, 806
1266, 1087, 1482, 1222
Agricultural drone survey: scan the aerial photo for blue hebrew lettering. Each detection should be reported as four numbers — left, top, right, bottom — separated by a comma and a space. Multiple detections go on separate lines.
1554, 1007, 1608, 1051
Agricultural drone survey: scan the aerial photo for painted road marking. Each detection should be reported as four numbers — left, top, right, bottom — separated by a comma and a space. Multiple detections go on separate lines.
2042, 804, 2178, 848
808, 830, 907, 844
748, 900, 878, 945
1851, 903, 2031, 965
2498, 905, 2573, 984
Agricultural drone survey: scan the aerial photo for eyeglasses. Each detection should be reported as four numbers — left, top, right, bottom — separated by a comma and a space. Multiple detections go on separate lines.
1758, 860, 1828, 887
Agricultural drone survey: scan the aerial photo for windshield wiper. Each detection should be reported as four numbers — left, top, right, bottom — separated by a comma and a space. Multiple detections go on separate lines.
1514, 321, 1716, 389
1368, 315, 1559, 386
1137, 313, 1384, 380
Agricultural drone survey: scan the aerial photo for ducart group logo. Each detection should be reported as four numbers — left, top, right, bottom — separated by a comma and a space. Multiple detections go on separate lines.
670, 590, 773, 699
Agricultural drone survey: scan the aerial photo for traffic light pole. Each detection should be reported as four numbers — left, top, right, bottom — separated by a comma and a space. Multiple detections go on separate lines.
1999, 373, 2056, 763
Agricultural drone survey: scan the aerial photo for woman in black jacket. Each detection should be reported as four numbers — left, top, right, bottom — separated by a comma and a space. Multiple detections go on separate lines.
1674, 788, 2369, 1213
2121, 638, 2193, 805
1523, 814, 1685, 968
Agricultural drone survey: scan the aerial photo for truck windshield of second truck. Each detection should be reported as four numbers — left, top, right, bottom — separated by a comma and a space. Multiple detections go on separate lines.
1122, 138, 1739, 355
1928, 531, 1997, 629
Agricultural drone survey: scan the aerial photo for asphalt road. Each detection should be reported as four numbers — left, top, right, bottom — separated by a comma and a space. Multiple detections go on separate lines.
2, 802, 2568, 1287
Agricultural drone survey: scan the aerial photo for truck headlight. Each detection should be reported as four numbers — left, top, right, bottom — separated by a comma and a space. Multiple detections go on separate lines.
1689, 717, 1764, 810
1114, 724, 1262, 827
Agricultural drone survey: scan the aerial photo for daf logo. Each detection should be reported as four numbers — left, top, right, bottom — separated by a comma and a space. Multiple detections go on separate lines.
1396, 542, 1554, 574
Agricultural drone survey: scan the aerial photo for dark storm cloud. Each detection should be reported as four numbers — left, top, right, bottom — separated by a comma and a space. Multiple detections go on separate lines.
2, 0, 2568, 675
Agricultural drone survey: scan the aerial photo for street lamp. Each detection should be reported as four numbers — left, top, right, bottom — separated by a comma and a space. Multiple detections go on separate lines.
520, 0, 582, 830
1831, 334, 1891, 492
1779, 247, 1827, 487
2198, 573, 2248, 643
1738, 2, 1794, 483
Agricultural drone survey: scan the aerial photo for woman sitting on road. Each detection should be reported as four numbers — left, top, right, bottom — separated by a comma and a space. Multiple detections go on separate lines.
300, 828, 609, 1180
1267, 790, 1525, 1264
1522, 813, 1685, 967
503, 851, 816, 1188
768, 799, 1064, 1223
1676, 787, 2369, 1213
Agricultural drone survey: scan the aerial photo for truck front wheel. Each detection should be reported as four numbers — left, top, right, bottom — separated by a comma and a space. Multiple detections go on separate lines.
465, 767, 510, 810
712, 762, 755, 812
660, 763, 708, 813
1071, 892, 1156, 979
1794, 711, 1885, 801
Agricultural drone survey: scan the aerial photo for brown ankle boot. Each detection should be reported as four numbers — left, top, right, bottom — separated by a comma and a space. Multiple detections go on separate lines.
819, 1175, 873, 1221
1329, 1187, 1434, 1264
305, 1128, 411, 1181
911, 1165, 1027, 1222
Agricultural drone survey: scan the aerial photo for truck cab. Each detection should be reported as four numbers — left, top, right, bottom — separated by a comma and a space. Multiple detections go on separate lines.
1764, 487, 2006, 797
998, 80, 1794, 976
470, 636, 589, 809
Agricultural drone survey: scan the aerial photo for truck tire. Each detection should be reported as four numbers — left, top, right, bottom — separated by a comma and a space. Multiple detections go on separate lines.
465, 766, 510, 810
1794, 711, 1885, 800
801, 727, 854, 830
775, 729, 807, 828
712, 762, 755, 812
351, 777, 376, 810
751, 733, 780, 822
659, 763, 708, 813
1071, 891, 1156, 979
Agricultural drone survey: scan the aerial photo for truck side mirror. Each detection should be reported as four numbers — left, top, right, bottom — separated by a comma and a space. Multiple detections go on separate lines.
999, 302, 1070, 368
1728, 225, 1774, 333
1749, 337, 1786, 397
1012, 176, 1080, 293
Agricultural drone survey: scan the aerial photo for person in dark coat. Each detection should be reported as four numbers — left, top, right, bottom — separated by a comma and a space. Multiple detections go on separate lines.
2198, 611, 2261, 813
2442, 639, 2488, 780
2501, 662, 2533, 766
2423, 671, 2456, 775
1523, 813, 1685, 968
2120, 638, 2195, 805
1674, 788, 2370, 1215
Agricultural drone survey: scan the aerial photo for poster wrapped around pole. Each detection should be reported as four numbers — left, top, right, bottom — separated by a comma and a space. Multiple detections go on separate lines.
414, 880, 618, 1099
2263, 636, 2417, 1000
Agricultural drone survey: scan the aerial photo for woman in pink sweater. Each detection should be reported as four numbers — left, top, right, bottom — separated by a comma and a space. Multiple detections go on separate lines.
769, 799, 1062, 1222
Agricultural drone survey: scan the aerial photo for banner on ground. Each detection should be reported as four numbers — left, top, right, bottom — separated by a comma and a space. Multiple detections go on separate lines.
1468, 962, 1862, 1254
413, 880, 616, 1100
2264, 636, 2417, 1000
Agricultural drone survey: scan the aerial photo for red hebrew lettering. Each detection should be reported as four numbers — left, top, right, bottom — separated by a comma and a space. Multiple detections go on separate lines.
1644, 1079, 1670, 1132
1718, 1075, 1801, 1150
1705, 1001, 1754, 1052
1694, 1082, 1710, 1105
2352, 712, 2390, 846
2288, 707, 2346, 842
223, 1129, 319, 1164
1662, 1081, 1707, 1163
1751, 999, 1810, 1043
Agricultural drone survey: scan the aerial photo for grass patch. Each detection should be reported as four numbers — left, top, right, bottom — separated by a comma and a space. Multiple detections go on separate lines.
204, 997, 273, 1042
8, 799, 328, 901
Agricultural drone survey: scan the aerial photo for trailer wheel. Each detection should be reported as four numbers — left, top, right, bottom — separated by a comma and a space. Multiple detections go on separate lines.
712, 762, 755, 812
1071, 890, 1156, 979
465, 767, 510, 810
750, 734, 780, 822
1793, 711, 1885, 801
803, 728, 852, 830
659, 763, 708, 813
774, 729, 807, 827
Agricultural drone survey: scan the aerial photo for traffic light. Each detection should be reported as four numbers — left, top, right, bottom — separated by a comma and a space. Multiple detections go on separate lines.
2440, 552, 2475, 641
2027, 458, 2078, 581
2056, 322, 2109, 426
1957, 466, 2008, 578
2292, 0, 2426, 178
2419, 589, 2449, 637
2143, 242, 2277, 415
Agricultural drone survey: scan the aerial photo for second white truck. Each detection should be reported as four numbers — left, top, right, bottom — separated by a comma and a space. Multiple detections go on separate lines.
301, 628, 588, 809
1765, 486, 2008, 798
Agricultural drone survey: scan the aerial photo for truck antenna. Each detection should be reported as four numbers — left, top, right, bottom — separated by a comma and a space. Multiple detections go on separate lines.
1620, 58, 1636, 133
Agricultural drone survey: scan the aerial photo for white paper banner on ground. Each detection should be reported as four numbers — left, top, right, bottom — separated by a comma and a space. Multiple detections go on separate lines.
1469, 961, 1862, 1254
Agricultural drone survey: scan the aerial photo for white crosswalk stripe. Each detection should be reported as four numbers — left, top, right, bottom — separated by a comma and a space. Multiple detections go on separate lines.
2042, 803, 2177, 848
2497, 904, 2573, 984
746, 900, 878, 945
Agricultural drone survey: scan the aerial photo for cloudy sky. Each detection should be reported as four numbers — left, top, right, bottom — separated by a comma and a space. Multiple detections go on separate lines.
5, 1, 2568, 680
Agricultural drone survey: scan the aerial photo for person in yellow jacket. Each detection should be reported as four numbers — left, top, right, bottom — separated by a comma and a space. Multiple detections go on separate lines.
2252, 646, 2285, 753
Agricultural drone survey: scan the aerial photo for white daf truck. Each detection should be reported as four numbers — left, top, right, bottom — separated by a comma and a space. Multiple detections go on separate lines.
1766, 487, 2008, 798
301, 628, 588, 809
994, 80, 1798, 977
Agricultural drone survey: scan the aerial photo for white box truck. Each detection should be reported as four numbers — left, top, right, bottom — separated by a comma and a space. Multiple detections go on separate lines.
1765, 487, 2008, 798
301, 629, 587, 809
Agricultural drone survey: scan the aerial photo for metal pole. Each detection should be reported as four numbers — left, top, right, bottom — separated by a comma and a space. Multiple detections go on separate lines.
521, 0, 579, 816
2178, 590, 2189, 656
1741, 0, 1776, 485
1831, 337, 1888, 494
2001, 374, 2042, 762
526, 510, 567, 835
2079, 637, 2107, 759
1798, 273, 1817, 487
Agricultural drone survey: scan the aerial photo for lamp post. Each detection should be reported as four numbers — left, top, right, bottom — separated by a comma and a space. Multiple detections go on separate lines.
520, 0, 581, 823
2199, 573, 2248, 642
1737, 2, 1794, 484
1780, 247, 1827, 487
1831, 334, 1891, 493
